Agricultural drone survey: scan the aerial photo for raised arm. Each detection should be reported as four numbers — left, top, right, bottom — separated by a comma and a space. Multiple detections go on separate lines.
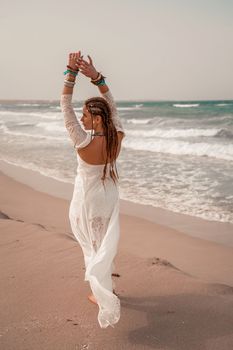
79, 55, 125, 137
60, 51, 92, 149
98, 86, 124, 135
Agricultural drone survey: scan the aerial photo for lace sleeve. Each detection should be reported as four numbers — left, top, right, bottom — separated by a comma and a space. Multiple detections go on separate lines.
60, 94, 92, 149
100, 90, 125, 136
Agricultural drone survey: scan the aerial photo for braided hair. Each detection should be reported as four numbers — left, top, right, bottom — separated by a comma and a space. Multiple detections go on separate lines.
85, 97, 119, 183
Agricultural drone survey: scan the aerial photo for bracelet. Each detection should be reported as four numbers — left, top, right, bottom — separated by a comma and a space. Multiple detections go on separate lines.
91, 77, 106, 86
65, 73, 76, 81
64, 79, 76, 88
63, 69, 78, 77
94, 78, 106, 86
65, 79, 75, 84
91, 73, 106, 86
66, 65, 79, 72
91, 72, 102, 82
64, 78, 75, 84
64, 83, 75, 88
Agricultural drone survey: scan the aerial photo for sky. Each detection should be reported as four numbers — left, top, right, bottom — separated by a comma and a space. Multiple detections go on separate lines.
0, 0, 233, 101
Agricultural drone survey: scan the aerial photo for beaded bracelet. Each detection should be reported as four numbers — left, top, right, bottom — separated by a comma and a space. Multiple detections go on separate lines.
63, 69, 78, 77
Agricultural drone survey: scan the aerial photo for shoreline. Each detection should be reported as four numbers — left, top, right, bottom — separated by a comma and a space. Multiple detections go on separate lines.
1, 158, 233, 248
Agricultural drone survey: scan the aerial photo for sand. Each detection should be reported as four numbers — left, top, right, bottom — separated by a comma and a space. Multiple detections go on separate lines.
1, 169, 233, 350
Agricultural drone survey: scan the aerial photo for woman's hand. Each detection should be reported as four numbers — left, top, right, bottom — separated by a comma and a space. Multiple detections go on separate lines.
68, 51, 83, 71
78, 55, 99, 80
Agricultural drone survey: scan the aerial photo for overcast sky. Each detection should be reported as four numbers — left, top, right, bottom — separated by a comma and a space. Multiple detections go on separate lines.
0, 0, 233, 101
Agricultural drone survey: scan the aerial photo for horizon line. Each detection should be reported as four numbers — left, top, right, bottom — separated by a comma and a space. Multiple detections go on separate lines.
0, 98, 233, 103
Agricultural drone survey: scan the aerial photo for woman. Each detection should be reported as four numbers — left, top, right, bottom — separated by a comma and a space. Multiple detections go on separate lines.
60, 50, 125, 329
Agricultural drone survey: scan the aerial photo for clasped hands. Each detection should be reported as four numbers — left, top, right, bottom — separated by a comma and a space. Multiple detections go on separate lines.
68, 51, 99, 80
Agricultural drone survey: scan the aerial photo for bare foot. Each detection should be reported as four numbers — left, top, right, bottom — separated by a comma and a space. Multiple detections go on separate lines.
87, 294, 98, 305
88, 291, 118, 305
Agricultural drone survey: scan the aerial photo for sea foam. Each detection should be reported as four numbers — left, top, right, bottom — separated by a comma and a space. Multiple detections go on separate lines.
173, 104, 200, 108
126, 128, 224, 138
123, 138, 233, 161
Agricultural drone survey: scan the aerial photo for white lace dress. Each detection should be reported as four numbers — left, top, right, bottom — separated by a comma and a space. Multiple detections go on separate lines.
60, 90, 124, 329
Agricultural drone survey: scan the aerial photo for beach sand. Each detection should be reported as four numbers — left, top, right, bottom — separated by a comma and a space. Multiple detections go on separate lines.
1, 169, 233, 349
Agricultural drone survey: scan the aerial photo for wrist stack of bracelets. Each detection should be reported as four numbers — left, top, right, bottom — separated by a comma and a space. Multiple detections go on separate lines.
90, 72, 106, 86
63, 65, 106, 88
63, 65, 79, 88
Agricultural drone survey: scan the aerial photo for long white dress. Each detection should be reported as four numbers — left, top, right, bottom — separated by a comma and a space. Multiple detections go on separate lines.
60, 89, 124, 329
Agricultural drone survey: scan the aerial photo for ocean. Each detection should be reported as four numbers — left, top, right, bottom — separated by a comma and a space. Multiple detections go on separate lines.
0, 99, 233, 224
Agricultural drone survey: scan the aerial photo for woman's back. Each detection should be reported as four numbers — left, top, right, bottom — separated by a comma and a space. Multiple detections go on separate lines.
78, 133, 124, 165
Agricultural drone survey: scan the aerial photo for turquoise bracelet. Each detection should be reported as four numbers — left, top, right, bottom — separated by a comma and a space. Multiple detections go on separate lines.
91, 77, 106, 86
95, 78, 106, 86
63, 69, 78, 77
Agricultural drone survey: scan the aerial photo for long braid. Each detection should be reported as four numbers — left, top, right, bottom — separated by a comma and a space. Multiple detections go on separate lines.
102, 112, 118, 183
85, 97, 119, 183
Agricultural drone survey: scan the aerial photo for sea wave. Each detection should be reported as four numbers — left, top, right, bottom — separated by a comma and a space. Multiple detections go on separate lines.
16, 103, 41, 107
126, 128, 228, 138
173, 104, 200, 108
214, 128, 233, 139
117, 106, 143, 111
134, 104, 144, 108
0, 157, 72, 184
36, 122, 66, 133
0, 110, 62, 120
215, 103, 232, 107
123, 138, 233, 161
0, 124, 63, 141
17, 122, 36, 127
126, 118, 153, 124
